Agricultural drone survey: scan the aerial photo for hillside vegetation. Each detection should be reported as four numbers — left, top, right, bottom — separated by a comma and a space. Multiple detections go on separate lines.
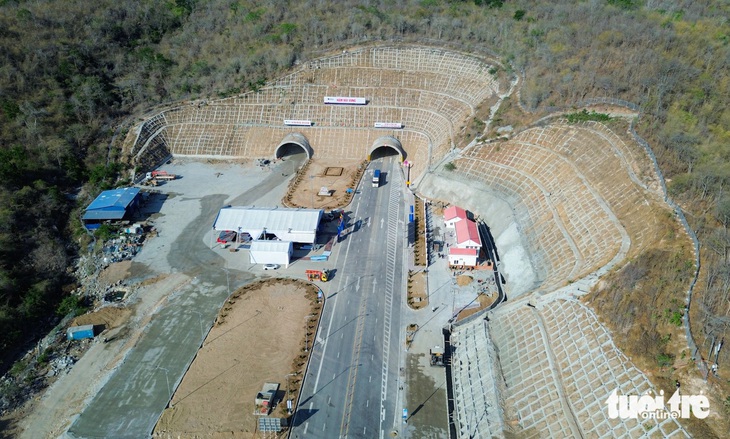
1, 0, 729, 419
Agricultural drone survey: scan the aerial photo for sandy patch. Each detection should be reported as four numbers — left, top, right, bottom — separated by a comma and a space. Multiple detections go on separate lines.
456, 275, 473, 286
153, 279, 321, 438
407, 271, 428, 310
456, 293, 497, 321
283, 158, 366, 209
97, 261, 133, 285
71, 307, 132, 331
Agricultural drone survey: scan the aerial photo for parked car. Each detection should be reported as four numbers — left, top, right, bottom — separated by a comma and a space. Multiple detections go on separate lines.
217, 230, 237, 243
263, 264, 280, 270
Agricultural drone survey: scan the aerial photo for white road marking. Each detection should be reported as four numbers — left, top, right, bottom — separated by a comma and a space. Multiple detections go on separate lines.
304, 402, 313, 434
366, 399, 369, 407
312, 274, 345, 392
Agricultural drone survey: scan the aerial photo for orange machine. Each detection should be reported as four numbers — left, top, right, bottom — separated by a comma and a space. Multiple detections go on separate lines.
306, 269, 329, 282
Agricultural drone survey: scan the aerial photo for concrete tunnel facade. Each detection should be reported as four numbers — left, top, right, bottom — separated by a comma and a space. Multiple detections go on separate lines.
275, 132, 313, 159
369, 136, 405, 161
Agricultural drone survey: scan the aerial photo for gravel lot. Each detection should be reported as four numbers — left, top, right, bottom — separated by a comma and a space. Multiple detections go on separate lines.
15, 157, 305, 439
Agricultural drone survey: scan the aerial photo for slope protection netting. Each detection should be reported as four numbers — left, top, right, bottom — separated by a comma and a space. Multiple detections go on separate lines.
130, 46, 501, 180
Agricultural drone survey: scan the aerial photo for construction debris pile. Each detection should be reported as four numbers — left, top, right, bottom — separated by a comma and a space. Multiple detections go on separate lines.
0, 333, 88, 416
46, 355, 77, 377
100, 223, 155, 267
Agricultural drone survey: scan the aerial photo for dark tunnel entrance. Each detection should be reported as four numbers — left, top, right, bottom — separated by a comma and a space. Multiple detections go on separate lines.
368, 136, 405, 162
275, 133, 313, 159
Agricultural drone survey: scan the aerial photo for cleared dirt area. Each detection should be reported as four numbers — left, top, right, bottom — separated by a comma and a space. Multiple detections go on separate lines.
153, 279, 321, 439
456, 293, 498, 321
455, 275, 473, 287
407, 270, 428, 310
71, 306, 132, 331
283, 157, 366, 209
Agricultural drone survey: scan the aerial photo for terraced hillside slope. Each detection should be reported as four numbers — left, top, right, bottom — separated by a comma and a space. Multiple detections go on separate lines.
123, 45, 504, 182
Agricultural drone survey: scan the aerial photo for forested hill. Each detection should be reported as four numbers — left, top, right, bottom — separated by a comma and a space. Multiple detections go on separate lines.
1, 0, 729, 375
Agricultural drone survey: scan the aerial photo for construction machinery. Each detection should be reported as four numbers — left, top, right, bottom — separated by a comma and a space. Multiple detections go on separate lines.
145, 170, 178, 181
429, 346, 445, 367
306, 269, 329, 282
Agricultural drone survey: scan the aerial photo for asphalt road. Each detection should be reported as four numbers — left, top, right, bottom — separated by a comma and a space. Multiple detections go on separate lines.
291, 156, 406, 439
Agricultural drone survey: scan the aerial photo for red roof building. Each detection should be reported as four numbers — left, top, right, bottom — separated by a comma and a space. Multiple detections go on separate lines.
448, 247, 478, 267
444, 205, 468, 228
448, 248, 478, 256
455, 219, 481, 249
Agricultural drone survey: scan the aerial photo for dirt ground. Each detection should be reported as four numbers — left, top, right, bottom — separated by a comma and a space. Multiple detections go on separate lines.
97, 260, 133, 285
407, 271, 428, 310
456, 293, 498, 321
71, 307, 132, 331
455, 275, 473, 286
153, 279, 320, 439
284, 158, 365, 209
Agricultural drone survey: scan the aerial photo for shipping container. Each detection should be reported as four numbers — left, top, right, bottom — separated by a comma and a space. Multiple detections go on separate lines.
67, 324, 95, 341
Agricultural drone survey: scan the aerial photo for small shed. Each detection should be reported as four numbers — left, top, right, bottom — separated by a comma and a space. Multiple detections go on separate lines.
67, 324, 95, 341
448, 248, 478, 267
249, 240, 293, 267
254, 382, 280, 415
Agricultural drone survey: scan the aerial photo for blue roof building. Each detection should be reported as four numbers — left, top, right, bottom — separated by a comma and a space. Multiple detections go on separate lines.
83, 187, 141, 229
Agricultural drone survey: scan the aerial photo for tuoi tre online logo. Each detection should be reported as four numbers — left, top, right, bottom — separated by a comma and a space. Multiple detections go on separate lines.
606, 389, 709, 420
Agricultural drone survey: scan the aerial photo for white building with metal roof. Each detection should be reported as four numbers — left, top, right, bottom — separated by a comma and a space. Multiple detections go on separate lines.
212, 206, 322, 244
249, 240, 293, 266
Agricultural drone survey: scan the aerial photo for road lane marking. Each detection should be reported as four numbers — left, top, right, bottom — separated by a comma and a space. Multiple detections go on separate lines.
303, 402, 313, 435
380, 168, 402, 432
312, 274, 346, 393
